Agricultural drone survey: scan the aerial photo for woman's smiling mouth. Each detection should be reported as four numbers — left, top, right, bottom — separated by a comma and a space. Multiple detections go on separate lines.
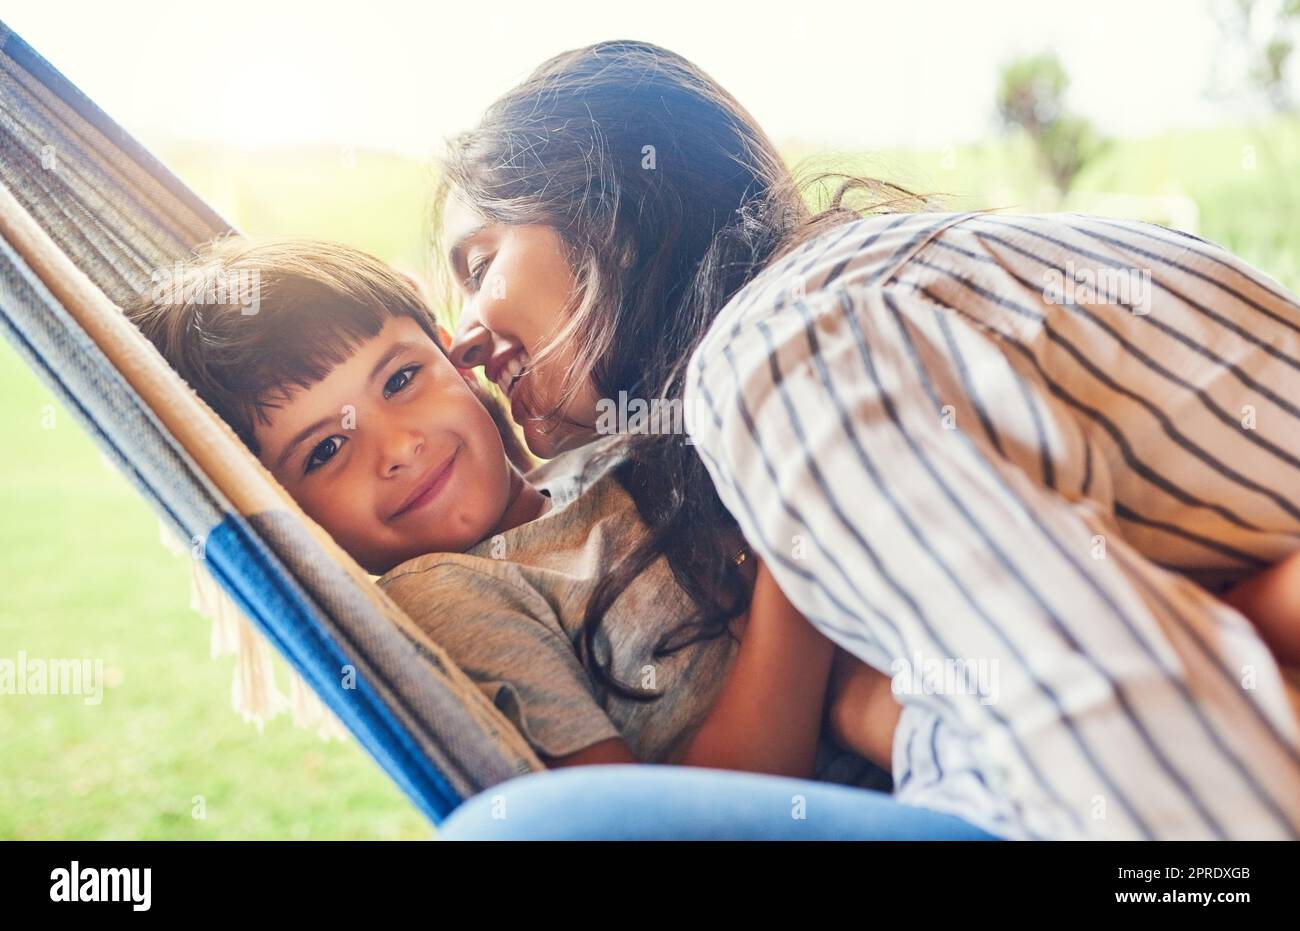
491, 350, 532, 421
492, 350, 528, 398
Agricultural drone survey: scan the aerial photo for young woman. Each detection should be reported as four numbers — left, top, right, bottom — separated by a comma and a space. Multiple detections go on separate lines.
433, 39, 919, 773
431, 39, 1300, 839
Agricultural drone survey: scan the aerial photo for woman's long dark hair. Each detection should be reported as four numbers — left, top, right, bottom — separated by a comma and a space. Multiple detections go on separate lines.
432, 39, 931, 701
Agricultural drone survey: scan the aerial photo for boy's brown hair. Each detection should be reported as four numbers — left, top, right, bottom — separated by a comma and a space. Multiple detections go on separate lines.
126, 235, 531, 470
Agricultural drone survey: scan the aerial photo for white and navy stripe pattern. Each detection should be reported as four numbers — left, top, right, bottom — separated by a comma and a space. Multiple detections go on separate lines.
685, 210, 1300, 840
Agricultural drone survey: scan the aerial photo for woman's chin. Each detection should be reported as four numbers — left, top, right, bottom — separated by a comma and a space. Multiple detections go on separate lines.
522, 427, 563, 460
522, 422, 590, 460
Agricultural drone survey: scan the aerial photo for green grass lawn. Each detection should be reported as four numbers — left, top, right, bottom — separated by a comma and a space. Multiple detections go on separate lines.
791, 117, 1300, 293
0, 342, 431, 839
1, 118, 1295, 839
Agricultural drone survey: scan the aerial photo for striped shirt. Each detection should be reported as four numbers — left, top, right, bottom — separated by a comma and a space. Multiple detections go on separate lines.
684, 210, 1300, 840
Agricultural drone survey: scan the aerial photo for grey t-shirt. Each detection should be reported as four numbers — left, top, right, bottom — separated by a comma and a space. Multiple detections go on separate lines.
377, 437, 891, 790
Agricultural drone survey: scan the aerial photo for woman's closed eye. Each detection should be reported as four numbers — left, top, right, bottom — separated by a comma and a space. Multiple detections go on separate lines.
464, 257, 491, 293
302, 364, 423, 474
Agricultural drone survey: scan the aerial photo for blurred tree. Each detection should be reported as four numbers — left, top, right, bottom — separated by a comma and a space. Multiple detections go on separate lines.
996, 52, 1108, 197
1209, 0, 1300, 114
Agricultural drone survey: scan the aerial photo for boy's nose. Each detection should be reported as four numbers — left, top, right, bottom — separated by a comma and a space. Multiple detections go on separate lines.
382, 432, 425, 482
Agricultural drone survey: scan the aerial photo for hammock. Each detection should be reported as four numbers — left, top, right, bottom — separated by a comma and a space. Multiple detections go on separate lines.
0, 21, 545, 827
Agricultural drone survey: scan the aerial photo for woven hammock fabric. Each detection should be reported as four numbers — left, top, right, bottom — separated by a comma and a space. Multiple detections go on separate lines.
0, 22, 544, 826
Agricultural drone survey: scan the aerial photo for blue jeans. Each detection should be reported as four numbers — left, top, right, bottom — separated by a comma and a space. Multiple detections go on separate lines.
437, 765, 1001, 840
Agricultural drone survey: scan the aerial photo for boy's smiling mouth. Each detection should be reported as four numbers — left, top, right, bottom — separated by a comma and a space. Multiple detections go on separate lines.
391, 446, 460, 520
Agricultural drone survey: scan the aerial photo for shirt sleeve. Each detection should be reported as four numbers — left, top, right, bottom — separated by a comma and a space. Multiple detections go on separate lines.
682, 213, 1300, 839
377, 559, 623, 761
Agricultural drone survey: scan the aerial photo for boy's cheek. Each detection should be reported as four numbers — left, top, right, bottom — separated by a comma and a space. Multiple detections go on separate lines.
461, 371, 501, 413
298, 494, 374, 561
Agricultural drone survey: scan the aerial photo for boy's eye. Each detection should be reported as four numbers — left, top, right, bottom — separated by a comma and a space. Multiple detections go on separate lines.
304, 436, 343, 474
301, 364, 422, 475
384, 363, 421, 397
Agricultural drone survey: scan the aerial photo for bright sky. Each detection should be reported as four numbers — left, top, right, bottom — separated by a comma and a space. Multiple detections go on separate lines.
3, 0, 1286, 157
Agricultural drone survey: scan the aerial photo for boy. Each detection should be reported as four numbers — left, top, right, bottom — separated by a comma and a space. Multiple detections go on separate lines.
127, 236, 902, 785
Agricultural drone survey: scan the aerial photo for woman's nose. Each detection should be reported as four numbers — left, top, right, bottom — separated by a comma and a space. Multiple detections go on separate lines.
447, 303, 493, 369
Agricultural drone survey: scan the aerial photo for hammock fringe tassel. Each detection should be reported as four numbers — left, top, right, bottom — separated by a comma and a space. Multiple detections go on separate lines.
158, 517, 349, 742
